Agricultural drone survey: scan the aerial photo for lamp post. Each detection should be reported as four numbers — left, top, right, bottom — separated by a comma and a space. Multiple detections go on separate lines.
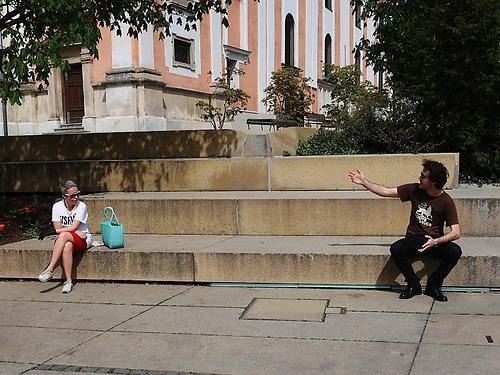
0, 28, 7, 136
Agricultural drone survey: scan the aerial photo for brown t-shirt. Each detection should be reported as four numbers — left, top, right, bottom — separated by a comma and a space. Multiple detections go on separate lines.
397, 183, 459, 237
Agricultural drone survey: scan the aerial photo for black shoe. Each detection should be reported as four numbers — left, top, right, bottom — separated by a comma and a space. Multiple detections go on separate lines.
399, 284, 422, 299
424, 287, 448, 302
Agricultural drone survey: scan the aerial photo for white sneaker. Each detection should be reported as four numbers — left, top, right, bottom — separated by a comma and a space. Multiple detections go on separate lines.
38, 269, 53, 282
61, 281, 73, 293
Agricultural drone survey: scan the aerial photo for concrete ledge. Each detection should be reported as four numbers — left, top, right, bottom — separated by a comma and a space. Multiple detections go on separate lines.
1, 153, 458, 192
270, 153, 459, 190
0, 129, 246, 162
0, 158, 269, 192
267, 127, 317, 156
0, 235, 498, 287
83, 189, 500, 236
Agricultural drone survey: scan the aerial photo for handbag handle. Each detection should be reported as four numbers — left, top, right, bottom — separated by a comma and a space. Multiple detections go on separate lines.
103, 206, 120, 225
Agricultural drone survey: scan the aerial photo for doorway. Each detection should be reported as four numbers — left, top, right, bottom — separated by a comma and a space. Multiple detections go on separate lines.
63, 63, 84, 124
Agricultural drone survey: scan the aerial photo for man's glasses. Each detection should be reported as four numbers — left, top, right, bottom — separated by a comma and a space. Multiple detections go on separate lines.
65, 192, 81, 198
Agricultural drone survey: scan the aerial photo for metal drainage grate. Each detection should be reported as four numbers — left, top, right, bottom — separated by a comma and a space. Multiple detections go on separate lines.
240, 297, 329, 322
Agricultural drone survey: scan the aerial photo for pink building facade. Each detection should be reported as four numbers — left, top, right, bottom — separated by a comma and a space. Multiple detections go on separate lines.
2, 0, 378, 135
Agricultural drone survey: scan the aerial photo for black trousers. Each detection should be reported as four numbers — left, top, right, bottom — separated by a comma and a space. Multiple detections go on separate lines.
390, 234, 462, 288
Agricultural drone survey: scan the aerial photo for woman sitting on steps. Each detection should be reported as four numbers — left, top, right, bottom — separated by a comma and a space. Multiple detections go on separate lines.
37, 180, 92, 293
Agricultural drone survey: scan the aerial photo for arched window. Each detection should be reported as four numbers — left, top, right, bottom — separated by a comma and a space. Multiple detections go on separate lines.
324, 34, 332, 66
285, 14, 295, 66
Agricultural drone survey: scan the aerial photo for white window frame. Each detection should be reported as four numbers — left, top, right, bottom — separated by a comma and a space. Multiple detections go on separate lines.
172, 34, 195, 71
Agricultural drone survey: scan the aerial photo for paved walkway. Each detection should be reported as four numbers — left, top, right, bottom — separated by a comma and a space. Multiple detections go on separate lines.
0, 281, 498, 375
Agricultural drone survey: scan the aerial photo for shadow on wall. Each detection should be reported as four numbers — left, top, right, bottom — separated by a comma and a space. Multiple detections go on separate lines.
0, 130, 246, 193
0, 129, 246, 162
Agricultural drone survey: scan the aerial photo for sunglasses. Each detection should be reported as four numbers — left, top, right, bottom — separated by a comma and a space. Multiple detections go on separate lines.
65, 191, 81, 198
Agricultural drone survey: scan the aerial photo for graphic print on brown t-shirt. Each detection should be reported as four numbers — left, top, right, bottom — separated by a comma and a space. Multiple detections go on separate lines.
415, 202, 433, 227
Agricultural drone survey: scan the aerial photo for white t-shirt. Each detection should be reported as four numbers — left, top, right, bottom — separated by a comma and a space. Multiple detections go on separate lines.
52, 200, 92, 247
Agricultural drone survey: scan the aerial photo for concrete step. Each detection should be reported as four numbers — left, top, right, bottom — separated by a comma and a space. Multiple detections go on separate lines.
52, 124, 89, 134
0, 153, 459, 192
83, 188, 500, 236
0, 235, 498, 287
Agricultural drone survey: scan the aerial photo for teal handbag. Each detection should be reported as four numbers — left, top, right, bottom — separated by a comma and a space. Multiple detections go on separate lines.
100, 206, 124, 249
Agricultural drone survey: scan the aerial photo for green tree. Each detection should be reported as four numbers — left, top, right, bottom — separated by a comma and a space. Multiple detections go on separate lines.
354, 0, 500, 181
0, 0, 234, 105
298, 64, 432, 156
262, 66, 313, 125
196, 69, 250, 130
322, 64, 388, 126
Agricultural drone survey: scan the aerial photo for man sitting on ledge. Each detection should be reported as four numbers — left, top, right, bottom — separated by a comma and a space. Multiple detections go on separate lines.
348, 159, 462, 302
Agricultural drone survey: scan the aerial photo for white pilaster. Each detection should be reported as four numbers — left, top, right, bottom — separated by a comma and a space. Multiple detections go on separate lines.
111, 23, 133, 68
340, 0, 350, 66
305, 0, 318, 87
258, 0, 267, 112
266, 0, 275, 86
240, 0, 249, 50
139, 27, 154, 69
210, 10, 223, 80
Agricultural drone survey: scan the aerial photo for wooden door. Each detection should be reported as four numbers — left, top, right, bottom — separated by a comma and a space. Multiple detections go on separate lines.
63, 64, 84, 124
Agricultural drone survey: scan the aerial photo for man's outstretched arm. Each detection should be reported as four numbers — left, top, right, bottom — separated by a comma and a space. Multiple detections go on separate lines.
348, 169, 399, 198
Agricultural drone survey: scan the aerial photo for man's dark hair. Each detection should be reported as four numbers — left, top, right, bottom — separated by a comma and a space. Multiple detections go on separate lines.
422, 159, 448, 189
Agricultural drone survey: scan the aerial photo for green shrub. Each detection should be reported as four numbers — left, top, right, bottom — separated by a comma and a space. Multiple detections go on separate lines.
262, 66, 314, 125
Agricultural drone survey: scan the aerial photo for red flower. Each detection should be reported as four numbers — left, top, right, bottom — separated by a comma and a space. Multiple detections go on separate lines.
21, 207, 32, 213
0, 224, 5, 231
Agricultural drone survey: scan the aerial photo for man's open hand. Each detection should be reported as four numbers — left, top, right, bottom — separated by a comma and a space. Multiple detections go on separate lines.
419, 235, 436, 252
348, 169, 366, 185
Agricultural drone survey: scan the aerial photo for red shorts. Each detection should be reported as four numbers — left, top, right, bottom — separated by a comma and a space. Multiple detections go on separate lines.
69, 231, 87, 252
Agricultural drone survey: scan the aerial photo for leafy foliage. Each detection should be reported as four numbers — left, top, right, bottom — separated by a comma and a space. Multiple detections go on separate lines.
298, 65, 434, 156
262, 66, 314, 125
353, 0, 500, 182
196, 69, 250, 130
0, 0, 234, 104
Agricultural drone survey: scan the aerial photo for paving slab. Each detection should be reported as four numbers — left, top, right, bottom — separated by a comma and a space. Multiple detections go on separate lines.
0, 281, 192, 305
0, 362, 34, 375
49, 331, 417, 375
422, 314, 500, 346
162, 286, 434, 313
0, 300, 149, 331
411, 344, 500, 375
0, 326, 98, 363
113, 305, 426, 343
431, 291, 500, 315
